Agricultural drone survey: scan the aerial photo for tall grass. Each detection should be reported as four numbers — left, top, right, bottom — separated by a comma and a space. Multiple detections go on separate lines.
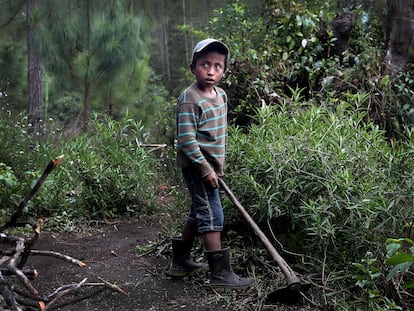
224, 100, 414, 305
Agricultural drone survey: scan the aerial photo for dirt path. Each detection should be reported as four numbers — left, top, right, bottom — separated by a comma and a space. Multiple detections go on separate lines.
26, 217, 224, 310
24, 217, 317, 311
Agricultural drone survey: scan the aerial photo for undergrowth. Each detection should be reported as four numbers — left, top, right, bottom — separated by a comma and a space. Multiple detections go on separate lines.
223, 101, 414, 309
0, 110, 162, 228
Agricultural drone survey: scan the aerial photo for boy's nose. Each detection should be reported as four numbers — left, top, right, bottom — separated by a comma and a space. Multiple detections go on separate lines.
206, 65, 214, 73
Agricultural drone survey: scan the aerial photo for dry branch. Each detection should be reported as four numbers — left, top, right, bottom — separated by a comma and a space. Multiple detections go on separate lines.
12, 278, 127, 310
0, 271, 19, 310
0, 155, 63, 233
0, 155, 127, 309
6, 237, 38, 295
98, 277, 128, 296
43, 278, 88, 311
30, 250, 86, 267
134, 138, 167, 153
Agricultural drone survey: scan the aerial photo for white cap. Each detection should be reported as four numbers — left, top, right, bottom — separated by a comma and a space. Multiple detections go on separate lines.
191, 38, 229, 65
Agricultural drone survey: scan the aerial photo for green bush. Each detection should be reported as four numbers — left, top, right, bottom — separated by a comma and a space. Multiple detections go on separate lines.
0, 163, 20, 223
385, 235, 414, 290
0, 109, 161, 224
350, 252, 403, 311
204, 1, 413, 139
0, 108, 39, 175
224, 100, 413, 307
36, 115, 159, 219
0, 108, 50, 222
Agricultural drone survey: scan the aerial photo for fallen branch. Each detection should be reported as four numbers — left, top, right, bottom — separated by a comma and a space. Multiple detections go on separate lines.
0, 268, 38, 279
98, 277, 128, 296
0, 155, 127, 309
7, 237, 38, 295
43, 278, 88, 311
30, 250, 86, 267
0, 271, 19, 310
0, 155, 64, 233
12, 278, 128, 310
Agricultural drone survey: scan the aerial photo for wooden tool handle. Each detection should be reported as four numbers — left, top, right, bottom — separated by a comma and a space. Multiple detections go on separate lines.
218, 178, 300, 286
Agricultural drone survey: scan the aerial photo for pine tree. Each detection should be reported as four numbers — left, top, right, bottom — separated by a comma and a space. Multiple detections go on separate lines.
0, 0, 27, 110
27, 0, 44, 134
41, 0, 151, 132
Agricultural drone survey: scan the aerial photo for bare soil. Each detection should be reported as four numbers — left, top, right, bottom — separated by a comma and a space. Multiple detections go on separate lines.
27, 217, 224, 310
23, 216, 320, 311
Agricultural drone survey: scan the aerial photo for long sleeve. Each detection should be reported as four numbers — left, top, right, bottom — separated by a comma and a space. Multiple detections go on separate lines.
176, 83, 227, 177
176, 102, 213, 177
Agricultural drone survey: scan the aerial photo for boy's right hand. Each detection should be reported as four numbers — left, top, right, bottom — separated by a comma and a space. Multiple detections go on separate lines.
203, 171, 219, 189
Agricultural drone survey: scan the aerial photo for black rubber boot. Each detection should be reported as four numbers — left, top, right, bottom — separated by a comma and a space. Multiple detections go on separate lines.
205, 248, 254, 290
166, 237, 205, 277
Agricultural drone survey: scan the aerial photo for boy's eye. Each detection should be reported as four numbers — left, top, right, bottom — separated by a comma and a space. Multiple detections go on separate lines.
200, 62, 222, 70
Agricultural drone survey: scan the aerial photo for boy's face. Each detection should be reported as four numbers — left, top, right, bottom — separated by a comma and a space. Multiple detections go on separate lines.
191, 51, 226, 91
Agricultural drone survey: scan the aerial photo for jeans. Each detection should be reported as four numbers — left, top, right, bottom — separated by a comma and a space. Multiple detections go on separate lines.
182, 166, 224, 233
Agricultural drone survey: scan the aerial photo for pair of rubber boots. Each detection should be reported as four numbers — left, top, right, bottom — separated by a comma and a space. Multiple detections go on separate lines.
166, 237, 254, 290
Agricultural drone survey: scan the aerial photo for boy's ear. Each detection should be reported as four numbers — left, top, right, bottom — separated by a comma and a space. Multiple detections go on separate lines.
189, 63, 195, 73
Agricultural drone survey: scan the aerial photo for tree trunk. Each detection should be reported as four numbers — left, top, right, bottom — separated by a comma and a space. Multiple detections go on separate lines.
82, 82, 90, 133
160, 0, 170, 80
27, 0, 44, 135
82, 0, 91, 133
107, 90, 113, 118
385, 0, 414, 75
182, 0, 188, 64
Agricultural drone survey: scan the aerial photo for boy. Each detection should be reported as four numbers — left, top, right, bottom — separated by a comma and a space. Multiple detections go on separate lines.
167, 38, 254, 290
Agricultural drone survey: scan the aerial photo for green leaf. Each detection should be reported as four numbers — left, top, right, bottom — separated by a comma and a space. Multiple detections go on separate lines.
386, 237, 414, 245
386, 253, 414, 265
386, 242, 401, 256
386, 262, 413, 281
403, 280, 414, 289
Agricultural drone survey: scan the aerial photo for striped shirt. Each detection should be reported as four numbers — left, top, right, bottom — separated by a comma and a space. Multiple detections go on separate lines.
176, 82, 228, 177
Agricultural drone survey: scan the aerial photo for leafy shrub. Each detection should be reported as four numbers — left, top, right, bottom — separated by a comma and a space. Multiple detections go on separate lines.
204, 1, 413, 140
0, 109, 161, 223
0, 108, 52, 221
386, 236, 414, 289
36, 115, 160, 219
350, 252, 403, 311
0, 163, 20, 223
224, 100, 413, 306
0, 107, 39, 176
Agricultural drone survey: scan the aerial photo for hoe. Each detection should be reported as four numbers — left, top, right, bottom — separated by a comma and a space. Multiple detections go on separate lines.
218, 178, 311, 304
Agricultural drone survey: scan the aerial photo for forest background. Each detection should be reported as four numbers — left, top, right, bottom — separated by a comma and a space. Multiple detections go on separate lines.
0, 0, 414, 310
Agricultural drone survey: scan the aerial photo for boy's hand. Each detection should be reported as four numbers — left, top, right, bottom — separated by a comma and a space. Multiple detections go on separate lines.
203, 171, 219, 189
